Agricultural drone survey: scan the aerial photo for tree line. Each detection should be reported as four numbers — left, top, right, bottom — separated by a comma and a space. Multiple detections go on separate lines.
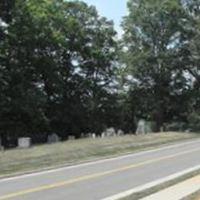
0, 0, 199, 147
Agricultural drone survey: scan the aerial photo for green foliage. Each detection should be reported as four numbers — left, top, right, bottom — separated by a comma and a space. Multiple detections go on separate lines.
188, 112, 200, 132
0, 0, 200, 147
121, 0, 200, 132
0, 0, 118, 145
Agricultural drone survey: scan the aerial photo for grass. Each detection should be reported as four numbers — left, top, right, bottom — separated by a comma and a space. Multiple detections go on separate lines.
0, 132, 199, 178
122, 169, 200, 200
182, 190, 200, 200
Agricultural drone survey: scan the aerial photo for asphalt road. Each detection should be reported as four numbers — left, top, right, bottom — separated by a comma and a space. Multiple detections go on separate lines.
1, 139, 200, 200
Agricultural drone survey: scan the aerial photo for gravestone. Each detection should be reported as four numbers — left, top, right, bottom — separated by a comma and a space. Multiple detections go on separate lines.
86, 133, 91, 138
92, 133, 96, 139
136, 119, 146, 135
0, 136, 3, 150
18, 137, 31, 148
47, 133, 60, 144
185, 129, 192, 133
136, 119, 152, 134
104, 127, 116, 137
145, 121, 153, 133
68, 135, 75, 140
101, 132, 105, 138
117, 129, 124, 136
81, 133, 85, 138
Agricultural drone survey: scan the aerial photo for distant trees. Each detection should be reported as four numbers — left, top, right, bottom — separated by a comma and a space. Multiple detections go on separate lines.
0, 0, 200, 147
0, 0, 118, 146
121, 0, 200, 132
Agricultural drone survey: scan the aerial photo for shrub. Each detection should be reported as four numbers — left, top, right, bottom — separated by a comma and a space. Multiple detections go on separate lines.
188, 112, 200, 132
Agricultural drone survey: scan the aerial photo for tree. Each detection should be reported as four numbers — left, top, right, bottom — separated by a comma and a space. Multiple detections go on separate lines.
0, 0, 118, 145
170, 0, 200, 127
122, 0, 191, 131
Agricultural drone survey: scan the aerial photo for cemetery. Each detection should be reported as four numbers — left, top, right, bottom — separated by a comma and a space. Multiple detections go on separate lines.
0, 0, 200, 199
0, 119, 155, 150
0, 132, 198, 177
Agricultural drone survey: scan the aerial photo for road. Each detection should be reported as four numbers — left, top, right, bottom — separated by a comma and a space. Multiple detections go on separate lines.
1, 139, 200, 200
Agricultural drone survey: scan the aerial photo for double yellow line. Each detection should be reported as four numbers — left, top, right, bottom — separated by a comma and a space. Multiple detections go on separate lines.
1, 147, 200, 200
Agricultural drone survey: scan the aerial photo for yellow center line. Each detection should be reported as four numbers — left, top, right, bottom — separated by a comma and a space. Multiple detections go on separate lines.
1, 147, 200, 200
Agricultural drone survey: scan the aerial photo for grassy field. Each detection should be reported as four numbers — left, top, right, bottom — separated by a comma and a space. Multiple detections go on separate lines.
0, 132, 199, 178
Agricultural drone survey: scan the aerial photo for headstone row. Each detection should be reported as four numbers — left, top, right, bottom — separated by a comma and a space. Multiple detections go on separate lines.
0, 128, 127, 150
101, 128, 124, 138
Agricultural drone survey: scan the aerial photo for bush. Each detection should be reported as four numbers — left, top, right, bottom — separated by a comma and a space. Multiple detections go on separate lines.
188, 112, 200, 132
165, 121, 188, 132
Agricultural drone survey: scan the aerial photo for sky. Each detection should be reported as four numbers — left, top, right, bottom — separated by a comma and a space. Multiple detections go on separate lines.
81, 0, 128, 36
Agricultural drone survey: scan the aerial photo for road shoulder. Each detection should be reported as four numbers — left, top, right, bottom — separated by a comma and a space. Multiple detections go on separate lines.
104, 166, 200, 200
140, 174, 200, 200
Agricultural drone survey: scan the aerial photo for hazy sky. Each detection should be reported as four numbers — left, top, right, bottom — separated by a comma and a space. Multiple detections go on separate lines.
82, 0, 128, 36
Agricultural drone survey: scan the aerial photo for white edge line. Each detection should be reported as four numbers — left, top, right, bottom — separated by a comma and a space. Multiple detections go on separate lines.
101, 164, 200, 200
0, 138, 200, 183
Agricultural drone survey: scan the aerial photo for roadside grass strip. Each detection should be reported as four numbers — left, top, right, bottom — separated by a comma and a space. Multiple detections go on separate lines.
0, 132, 198, 178
140, 174, 200, 200
182, 190, 200, 200
103, 167, 200, 200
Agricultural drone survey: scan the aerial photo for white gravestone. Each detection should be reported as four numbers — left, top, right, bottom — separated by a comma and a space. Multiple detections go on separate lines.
136, 119, 146, 135
117, 129, 124, 136
104, 128, 116, 137
136, 119, 153, 134
47, 133, 60, 144
68, 135, 75, 140
101, 132, 105, 138
18, 137, 31, 148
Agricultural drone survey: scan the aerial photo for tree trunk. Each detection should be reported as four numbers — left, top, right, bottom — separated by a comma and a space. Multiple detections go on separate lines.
154, 102, 164, 132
